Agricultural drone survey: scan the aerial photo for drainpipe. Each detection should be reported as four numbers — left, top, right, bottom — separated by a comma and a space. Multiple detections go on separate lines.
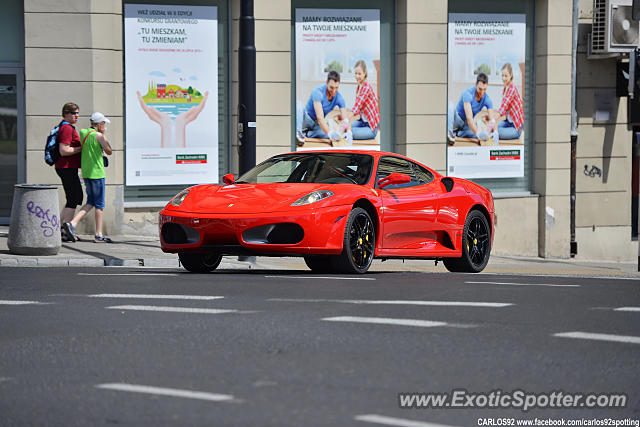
570, 0, 579, 257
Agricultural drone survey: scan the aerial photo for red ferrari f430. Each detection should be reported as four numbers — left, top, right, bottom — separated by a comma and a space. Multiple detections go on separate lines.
159, 150, 494, 274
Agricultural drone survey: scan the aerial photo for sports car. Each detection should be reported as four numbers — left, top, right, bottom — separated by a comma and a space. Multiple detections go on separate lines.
159, 150, 494, 274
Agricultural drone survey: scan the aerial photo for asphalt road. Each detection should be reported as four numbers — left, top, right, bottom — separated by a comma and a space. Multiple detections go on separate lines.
0, 267, 639, 426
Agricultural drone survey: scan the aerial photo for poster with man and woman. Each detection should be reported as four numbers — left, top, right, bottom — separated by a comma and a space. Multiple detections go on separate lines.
294, 9, 381, 151
447, 13, 526, 179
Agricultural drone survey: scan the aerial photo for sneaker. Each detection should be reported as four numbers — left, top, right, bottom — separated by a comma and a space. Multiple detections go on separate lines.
447, 129, 456, 143
61, 231, 75, 243
94, 235, 113, 243
62, 222, 78, 242
296, 130, 307, 146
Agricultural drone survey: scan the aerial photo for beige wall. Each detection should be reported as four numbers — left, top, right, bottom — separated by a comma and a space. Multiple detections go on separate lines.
396, 0, 447, 173
24, 0, 124, 235
492, 196, 539, 257
534, 0, 573, 258
573, 0, 637, 261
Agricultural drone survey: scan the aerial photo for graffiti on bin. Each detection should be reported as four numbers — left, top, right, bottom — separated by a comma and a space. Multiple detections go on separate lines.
26, 200, 59, 237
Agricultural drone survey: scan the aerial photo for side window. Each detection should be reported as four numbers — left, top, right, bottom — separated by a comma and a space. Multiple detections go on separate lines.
411, 162, 434, 185
376, 156, 419, 189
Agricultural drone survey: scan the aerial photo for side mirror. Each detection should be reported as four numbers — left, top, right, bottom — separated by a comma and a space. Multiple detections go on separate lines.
377, 172, 411, 189
222, 173, 235, 185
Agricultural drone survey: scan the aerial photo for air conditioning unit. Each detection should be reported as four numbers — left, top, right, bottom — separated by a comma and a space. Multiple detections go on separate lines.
591, 0, 640, 54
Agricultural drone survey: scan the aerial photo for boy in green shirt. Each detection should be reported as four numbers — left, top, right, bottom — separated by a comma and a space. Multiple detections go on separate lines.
62, 112, 113, 242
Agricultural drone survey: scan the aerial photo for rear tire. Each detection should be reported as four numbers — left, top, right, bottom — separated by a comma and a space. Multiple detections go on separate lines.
443, 210, 491, 273
303, 255, 334, 273
179, 251, 222, 273
331, 207, 375, 274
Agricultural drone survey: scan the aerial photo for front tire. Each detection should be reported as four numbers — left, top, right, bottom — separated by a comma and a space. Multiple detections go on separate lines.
179, 251, 222, 273
331, 207, 375, 274
444, 210, 491, 273
303, 255, 334, 273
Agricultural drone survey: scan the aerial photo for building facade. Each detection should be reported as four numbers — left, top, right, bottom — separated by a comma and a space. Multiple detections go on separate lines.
1, 0, 635, 261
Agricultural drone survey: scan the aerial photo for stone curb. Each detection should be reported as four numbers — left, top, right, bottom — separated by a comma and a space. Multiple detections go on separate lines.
142, 258, 180, 268
0, 257, 176, 267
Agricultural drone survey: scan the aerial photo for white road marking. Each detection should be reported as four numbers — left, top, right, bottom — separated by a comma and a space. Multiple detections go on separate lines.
323, 316, 448, 328
270, 298, 512, 307
553, 331, 640, 345
0, 300, 43, 305
465, 281, 579, 288
614, 307, 640, 312
91, 294, 224, 301
355, 414, 458, 427
106, 305, 237, 314
265, 275, 375, 281
78, 273, 178, 276
96, 383, 235, 402
515, 274, 640, 281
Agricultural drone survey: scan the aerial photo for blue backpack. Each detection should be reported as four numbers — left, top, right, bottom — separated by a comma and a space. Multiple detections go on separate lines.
44, 121, 69, 166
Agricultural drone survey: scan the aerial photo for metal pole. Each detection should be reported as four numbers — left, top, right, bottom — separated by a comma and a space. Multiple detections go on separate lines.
570, 0, 579, 257
238, 0, 256, 175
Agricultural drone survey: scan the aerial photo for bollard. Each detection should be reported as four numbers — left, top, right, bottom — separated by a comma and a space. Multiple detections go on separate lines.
8, 184, 61, 255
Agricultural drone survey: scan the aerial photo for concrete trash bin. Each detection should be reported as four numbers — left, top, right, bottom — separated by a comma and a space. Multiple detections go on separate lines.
8, 184, 61, 255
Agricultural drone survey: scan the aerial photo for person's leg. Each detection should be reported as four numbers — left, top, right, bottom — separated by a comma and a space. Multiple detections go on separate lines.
453, 111, 466, 132
297, 109, 315, 144
448, 104, 467, 142
92, 179, 106, 237
61, 207, 75, 225
95, 208, 103, 237
306, 119, 329, 139
498, 121, 522, 140
456, 121, 476, 138
447, 102, 455, 133
302, 109, 315, 132
74, 178, 98, 227
63, 177, 93, 241
70, 204, 92, 228
56, 168, 83, 224
351, 120, 376, 140
296, 101, 303, 132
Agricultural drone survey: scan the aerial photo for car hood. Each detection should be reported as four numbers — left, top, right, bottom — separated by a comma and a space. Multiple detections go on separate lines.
172, 183, 347, 214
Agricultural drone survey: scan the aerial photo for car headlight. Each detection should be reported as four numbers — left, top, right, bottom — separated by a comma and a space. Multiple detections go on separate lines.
170, 189, 190, 207
291, 190, 334, 206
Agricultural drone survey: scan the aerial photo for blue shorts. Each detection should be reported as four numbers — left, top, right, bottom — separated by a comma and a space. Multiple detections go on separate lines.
84, 178, 105, 210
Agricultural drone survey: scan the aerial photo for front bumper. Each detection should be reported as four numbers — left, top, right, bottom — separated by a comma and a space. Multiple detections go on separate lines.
159, 205, 350, 256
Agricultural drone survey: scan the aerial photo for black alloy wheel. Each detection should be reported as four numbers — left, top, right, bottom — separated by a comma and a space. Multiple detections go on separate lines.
178, 251, 223, 273
443, 209, 491, 273
333, 207, 375, 274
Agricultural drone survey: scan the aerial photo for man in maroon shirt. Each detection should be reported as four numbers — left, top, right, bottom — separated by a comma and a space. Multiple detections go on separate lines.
55, 102, 83, 241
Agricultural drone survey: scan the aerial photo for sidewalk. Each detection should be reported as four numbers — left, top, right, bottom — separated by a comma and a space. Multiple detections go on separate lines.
1, 226, 639, 278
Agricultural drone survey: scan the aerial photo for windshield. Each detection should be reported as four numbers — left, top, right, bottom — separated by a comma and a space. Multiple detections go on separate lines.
237, 153, 373, 185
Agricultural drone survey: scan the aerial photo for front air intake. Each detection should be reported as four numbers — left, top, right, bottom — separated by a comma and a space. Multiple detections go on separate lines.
161, 223, 200, 244
243, 223, 304, 244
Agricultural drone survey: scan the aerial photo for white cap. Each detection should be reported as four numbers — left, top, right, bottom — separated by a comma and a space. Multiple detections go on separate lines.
90, 112, 111, 124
